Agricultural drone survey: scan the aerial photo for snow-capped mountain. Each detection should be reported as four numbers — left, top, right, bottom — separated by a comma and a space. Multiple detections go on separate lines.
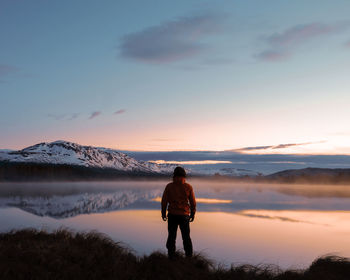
0, 189, 162, 218
0, 140, 262, 178
0, 140, 174, 174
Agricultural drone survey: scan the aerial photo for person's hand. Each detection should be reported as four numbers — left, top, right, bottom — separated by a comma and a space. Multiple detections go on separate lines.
189, 214, 195, 222
162, 215, 167, 221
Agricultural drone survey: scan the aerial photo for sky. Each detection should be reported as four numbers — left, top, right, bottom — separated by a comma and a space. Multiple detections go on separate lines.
1, 0, 350, 154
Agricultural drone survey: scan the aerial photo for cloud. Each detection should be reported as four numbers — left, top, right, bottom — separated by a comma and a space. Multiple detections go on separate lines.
232, 141, 324, 153
67, 113, 79, 120
257, 22, 349, 61
267, 23, 335, 47
233, 145, 273, 152
272, 142, 311, 149
256, 50, 290, 61
47, 113, 80, 121
119, 13, 225, 63
114, 109, 126, 115
0, 64, 19, 77
345, 40, 350, 48
48, 114, 66, 121
88, 111, 101, 120
0, 64, 19, 82
272, 141, 326, 149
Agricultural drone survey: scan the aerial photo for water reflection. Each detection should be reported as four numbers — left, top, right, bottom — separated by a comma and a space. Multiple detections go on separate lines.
0, 207, 349, 268
1, 180, 350, 218
0, 180, 350, 267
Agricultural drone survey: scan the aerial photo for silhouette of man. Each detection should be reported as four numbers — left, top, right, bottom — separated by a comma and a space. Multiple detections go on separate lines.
161, 166, 196, 258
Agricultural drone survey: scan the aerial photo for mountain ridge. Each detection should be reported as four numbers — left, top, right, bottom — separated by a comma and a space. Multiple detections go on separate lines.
0, 140, 261, 179
0, 140, 174, 174
3, 140, 350, 183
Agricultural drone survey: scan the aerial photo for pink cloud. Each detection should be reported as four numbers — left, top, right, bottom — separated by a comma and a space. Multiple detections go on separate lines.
48, 113, 80, 121
267, 23, 335, 47
0, 64, 19, 79
89, 111, 101, 120
119, 13, 225, 64
256, 50, 290, 62
257, 21, 350, 62
114, 109, 126, 115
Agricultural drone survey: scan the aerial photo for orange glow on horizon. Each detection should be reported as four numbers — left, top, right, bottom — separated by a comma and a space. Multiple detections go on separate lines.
7, 119, 350, 155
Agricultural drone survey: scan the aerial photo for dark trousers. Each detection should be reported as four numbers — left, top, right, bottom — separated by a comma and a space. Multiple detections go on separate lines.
166, 213, 193, 257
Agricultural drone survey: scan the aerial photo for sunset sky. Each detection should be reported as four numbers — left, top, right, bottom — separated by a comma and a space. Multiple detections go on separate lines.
1, 0, 350, 153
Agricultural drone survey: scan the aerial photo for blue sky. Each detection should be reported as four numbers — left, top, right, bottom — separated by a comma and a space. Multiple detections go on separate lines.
1, 0, 350, 152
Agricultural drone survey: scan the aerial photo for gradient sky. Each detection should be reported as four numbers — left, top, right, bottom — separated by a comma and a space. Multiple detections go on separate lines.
1, 0, 350, 153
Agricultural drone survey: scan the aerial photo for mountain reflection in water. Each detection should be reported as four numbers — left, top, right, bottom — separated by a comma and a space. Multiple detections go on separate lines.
0, 180, 350, 218
0, 180, 350, 268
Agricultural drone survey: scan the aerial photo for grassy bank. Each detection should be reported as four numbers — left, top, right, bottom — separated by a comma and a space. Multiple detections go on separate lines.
0, 229, 349, 280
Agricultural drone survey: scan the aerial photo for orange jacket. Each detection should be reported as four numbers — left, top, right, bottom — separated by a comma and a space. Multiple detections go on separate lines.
161, 181, 196, 216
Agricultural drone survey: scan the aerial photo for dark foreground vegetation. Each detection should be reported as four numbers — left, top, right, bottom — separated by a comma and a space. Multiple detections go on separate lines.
0, 229, 350, 280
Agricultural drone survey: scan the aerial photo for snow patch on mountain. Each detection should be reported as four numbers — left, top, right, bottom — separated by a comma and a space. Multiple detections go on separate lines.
0, 140, 174, 174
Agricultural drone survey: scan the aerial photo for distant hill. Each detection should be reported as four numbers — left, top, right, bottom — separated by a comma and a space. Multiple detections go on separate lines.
266, 167, 350, 184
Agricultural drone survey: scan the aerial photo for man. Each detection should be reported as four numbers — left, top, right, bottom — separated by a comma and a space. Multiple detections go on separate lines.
161, 166, 196, 259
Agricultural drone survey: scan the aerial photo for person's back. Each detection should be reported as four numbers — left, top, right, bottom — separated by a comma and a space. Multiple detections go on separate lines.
161, 167, 196, 258
162, 179, 196, 216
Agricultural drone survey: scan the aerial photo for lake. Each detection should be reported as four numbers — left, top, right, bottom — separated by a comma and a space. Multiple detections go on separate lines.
0, 179, 350, 269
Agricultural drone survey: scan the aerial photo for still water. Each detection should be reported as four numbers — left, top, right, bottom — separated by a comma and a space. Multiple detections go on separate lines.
0, 179, 350, 268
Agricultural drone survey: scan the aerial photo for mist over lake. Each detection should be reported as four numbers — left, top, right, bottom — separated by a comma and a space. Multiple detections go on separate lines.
1, 179, 350, 268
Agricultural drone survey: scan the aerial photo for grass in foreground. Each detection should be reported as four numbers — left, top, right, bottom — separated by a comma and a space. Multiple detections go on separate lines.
0, 229, 349, 280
